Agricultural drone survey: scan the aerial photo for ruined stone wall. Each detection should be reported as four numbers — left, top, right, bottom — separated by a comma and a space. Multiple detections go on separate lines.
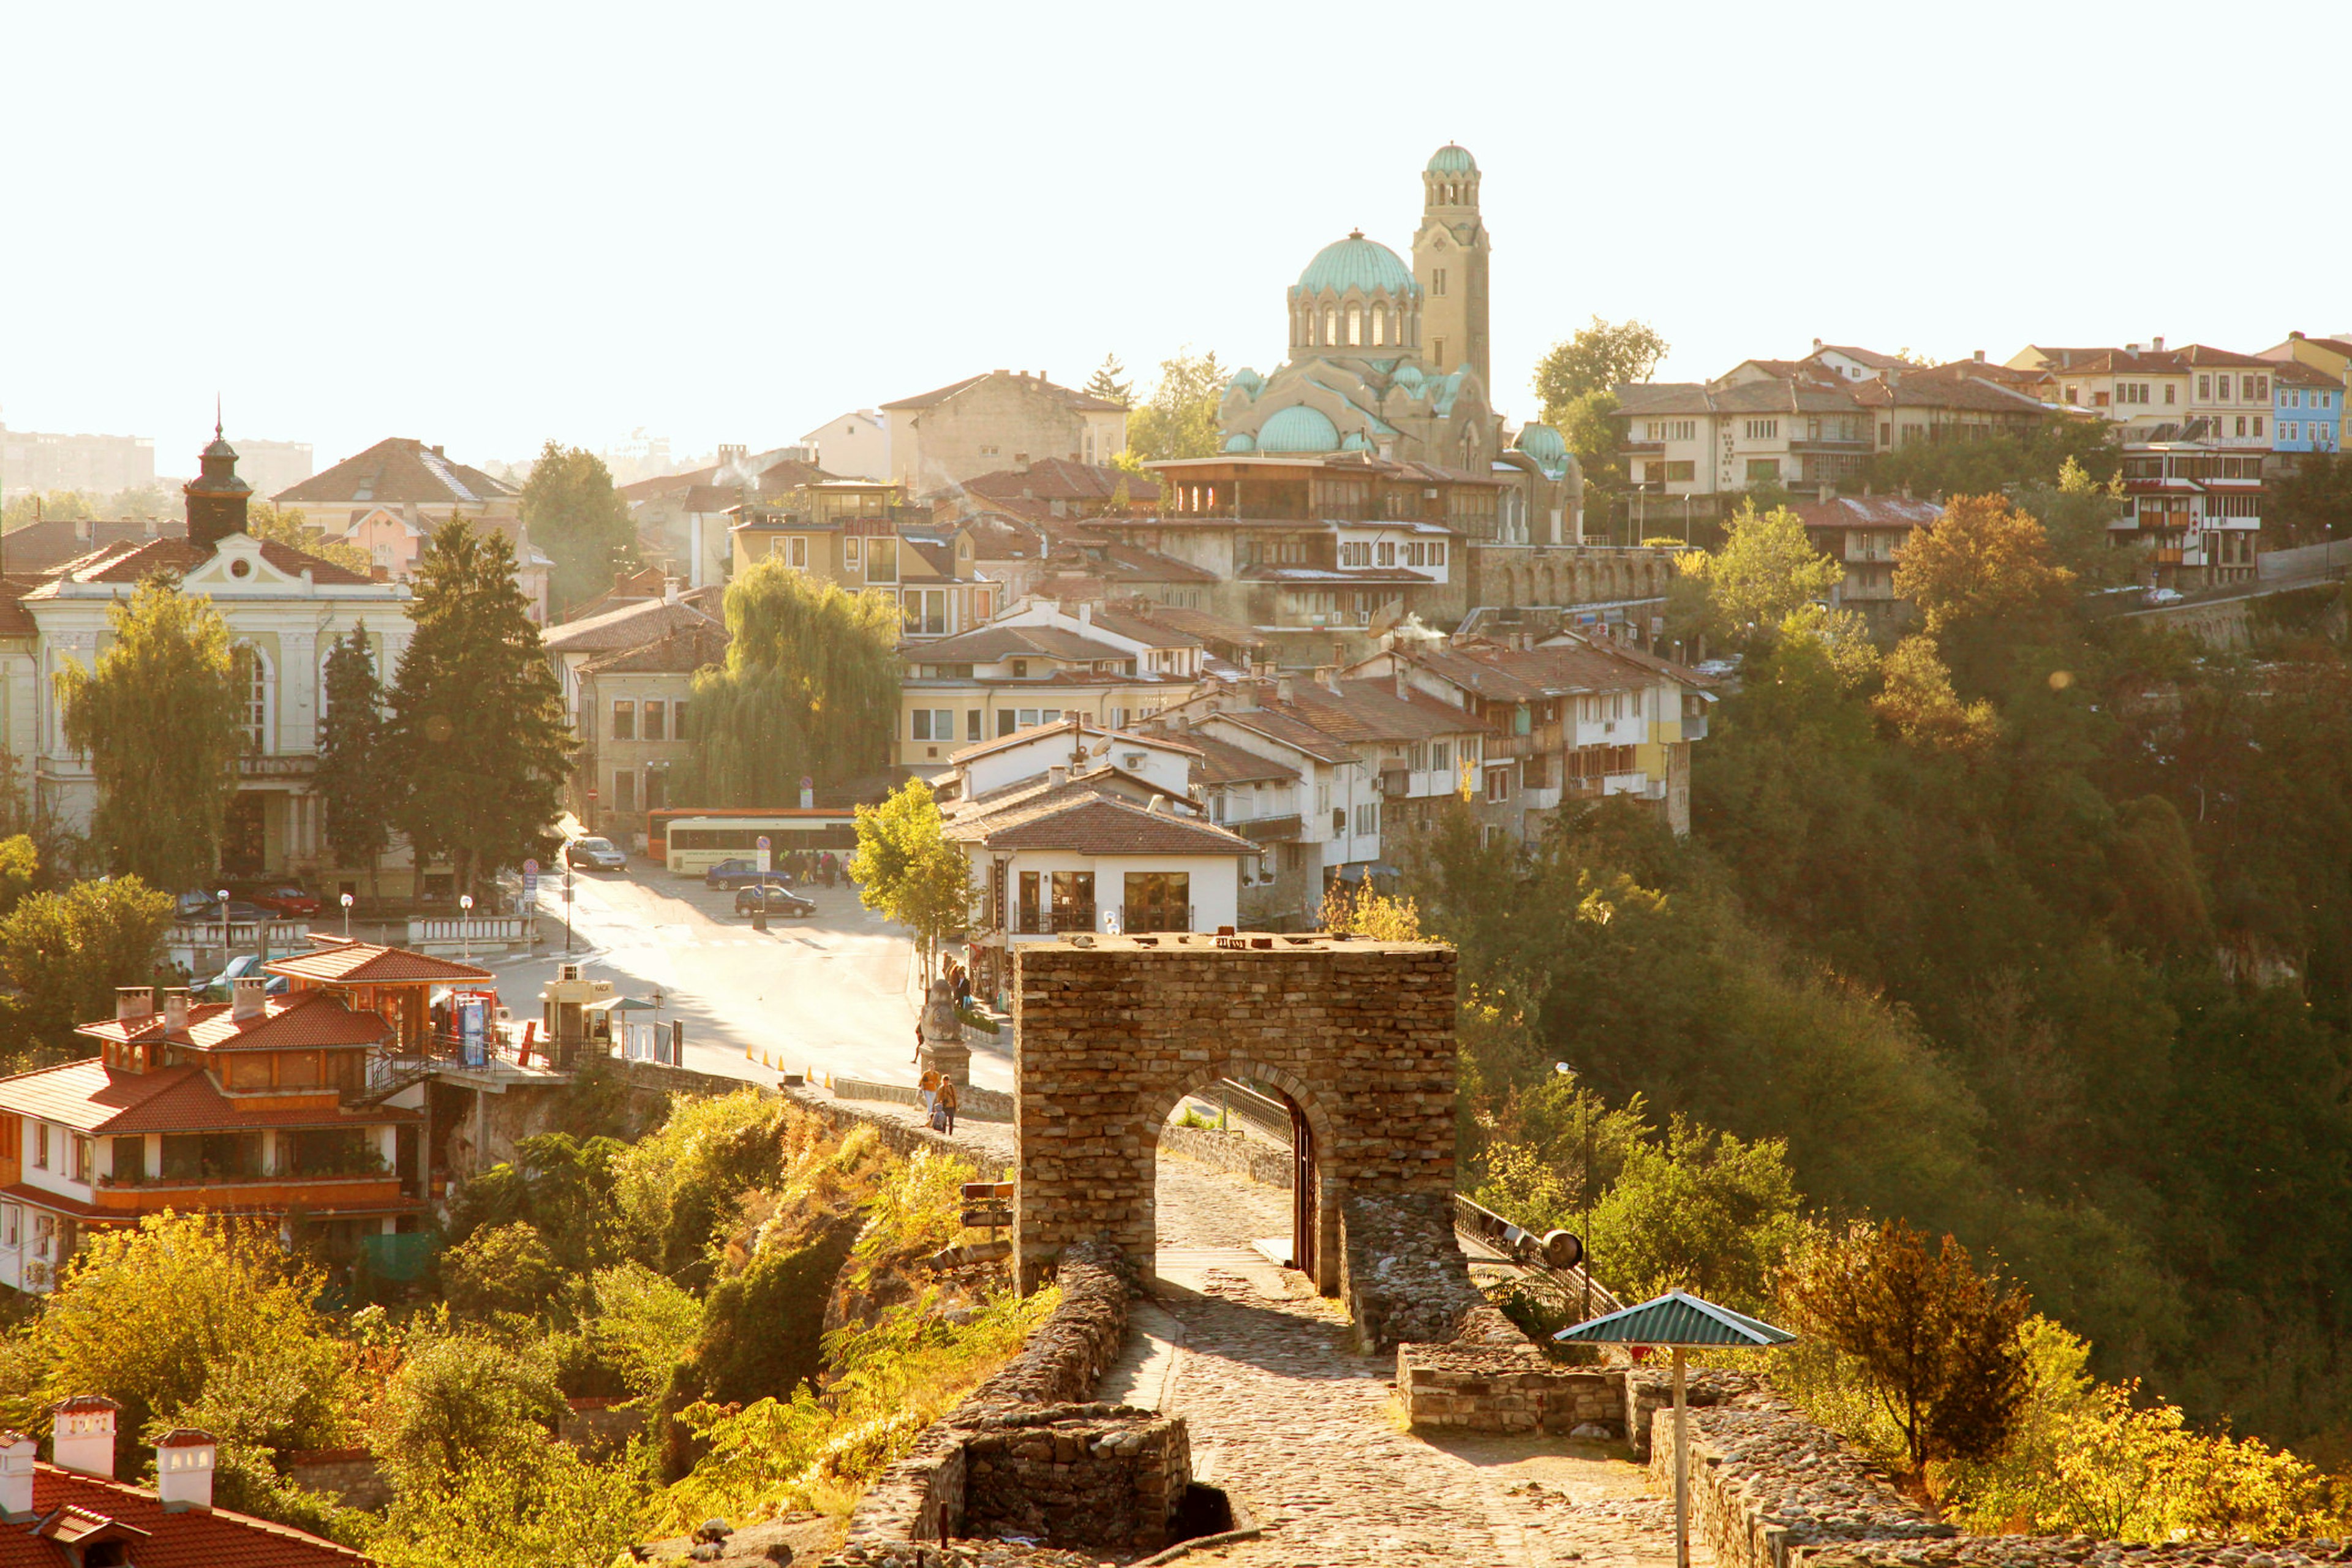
1158, 1123, 1293, 1189
1012, 935, 1458, 1294
1338, 1189, 1504, 1351
1396, 1345, 1624, 1436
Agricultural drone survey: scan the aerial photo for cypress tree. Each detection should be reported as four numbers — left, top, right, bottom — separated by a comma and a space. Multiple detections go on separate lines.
385, 521, 575, 896
316, 624, 391, 895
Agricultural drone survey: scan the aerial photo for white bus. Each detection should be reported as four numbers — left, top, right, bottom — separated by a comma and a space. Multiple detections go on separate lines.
650, 810, 860, 876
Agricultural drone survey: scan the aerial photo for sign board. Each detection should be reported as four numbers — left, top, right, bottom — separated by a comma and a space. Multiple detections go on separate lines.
522, 858, 538, 875
522, 873, 538, 900
756, 834, 771, 875
799, 775, 814, 810
458, 1000, 487, 1068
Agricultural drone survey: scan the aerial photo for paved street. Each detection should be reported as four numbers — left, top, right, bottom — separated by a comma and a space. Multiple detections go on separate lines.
478, 855, 1015, 1094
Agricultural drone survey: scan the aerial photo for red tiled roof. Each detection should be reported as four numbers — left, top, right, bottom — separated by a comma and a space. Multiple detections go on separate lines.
0, 518, 185, 578
1177, 731, 1301, 786
1793, 494, 1944, 531
957, 459, 1161, 507
541, 597, 723, 655
77, 992, 389, 1052
1268, 679, 1485, 745
0, 1060, 417, 1137
948, 788, 1254, 857
264, 940, 492, 986
0, 1462, 374, 1566
274, 437, 515, 508
948, 716, 1202, 766
578, 621, 729, 676
43, 537, 374, 588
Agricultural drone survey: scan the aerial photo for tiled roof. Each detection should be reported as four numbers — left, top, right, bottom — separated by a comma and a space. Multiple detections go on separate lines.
1115, 602, 1265, 649
1852, 377, 2046, 414
1407, 641, 1660, 702
0, 1461, 374, 1566
1792, 494, 1943, 530
541, 597, 723, 654
682, 484, 742, 513
2166, 343, 2275, 369
1174, 730, 1300, 786
948, 716, 1202, 767
2274, 359, 2342, 388
1613, 379, 1864, 418
882, 372, 1126, 414
1199, 706, 1355, 764
0, 579, 34, 638
1039, 539, 1221, 586
0, 518, 184, 578
1912, 359, 2048, 389
956, 459, 1161, 507
1814, 344, 1909, 370
1272, 679, 1484, 745
40, 537, 375, 588
579, 622, 729, 676
77, 991, 390, 1052
264, 938, 492, 986
907, 625, 1129, 665
948, 786, 1253, 857
275, 438, 516, 508
0, 1060, 417, 1136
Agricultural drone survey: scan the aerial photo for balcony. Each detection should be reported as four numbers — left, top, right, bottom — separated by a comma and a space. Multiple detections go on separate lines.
1116, 903, 1196, 935
237, 755, 317, 780
1014, 904, 1096, 938
1235, 814, 1303, 843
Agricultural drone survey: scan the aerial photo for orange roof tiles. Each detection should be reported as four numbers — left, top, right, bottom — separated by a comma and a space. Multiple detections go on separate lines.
0, 1462, 374, 1566
76, 992, 388, 1052
265, 940, 492, 985
0, 1061, 417, 1136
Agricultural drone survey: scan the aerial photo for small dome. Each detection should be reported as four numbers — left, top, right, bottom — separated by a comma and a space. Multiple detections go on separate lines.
1427, 144, 1477, 175
1340, 432, 1376, 453
1227, 367, 1265, 398
1391, 362, 1426, 390
1221, 432, 1257, 454
1294, 232, 1418, 298
1257, 405, 1341, 454
1513, 423, 1569, 479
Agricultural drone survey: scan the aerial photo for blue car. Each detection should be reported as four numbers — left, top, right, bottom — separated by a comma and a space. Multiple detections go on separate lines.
197, 954, 288, 1003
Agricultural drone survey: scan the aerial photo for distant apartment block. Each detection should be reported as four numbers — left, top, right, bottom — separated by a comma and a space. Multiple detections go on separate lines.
0, 425, 153, 497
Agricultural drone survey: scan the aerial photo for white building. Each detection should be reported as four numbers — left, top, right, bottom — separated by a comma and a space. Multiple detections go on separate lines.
800, 409, 891, 481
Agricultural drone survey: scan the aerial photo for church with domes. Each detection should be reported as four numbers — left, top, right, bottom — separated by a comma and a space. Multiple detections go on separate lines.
1219, 145, 1507, 471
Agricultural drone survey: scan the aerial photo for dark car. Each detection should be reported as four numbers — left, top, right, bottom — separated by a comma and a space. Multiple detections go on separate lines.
251, 884, 321, 918
733, 881, 815, 918
190, 899, 274, 925
705, 858, 791, 891
566, 836, 627, 871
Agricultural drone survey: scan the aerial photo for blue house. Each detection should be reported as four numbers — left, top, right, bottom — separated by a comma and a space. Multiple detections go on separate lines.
2274, 360, 2341, 456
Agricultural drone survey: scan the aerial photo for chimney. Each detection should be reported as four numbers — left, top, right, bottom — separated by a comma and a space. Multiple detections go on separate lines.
663, 576, 682, 606
1392, 664, 1408, 702
1973, 349, 1985, 363
1014, 453, 1030, 467
73, 518, 90, 541
1817, 484, 1833, 504
115, 986, 153, 1022
1811, 337, 1824, 353
1047, 766, 1068, 788
2127, 342, 2141, 354
1147, 796, 1172, 815
162, 988, 189, 1033
0, 1431, 29, 1521
2152, 336, 2165, 352
1900, 483, 1913, 501
1275, 676, 1295, 704
155, 1430, 217, 1512
431, 445, 445, 459
50, 1397, 117, 1479
2292, 330, 2307, 341
231, 976, 267, 1021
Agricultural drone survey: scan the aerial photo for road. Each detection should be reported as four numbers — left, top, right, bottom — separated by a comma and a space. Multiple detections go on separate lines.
469, 858, 1015, 1095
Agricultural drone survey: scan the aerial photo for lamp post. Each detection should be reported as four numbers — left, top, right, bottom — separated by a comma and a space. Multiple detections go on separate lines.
458, 894, 473, 962
216, 888, 233, 974
563, 858, 573, 954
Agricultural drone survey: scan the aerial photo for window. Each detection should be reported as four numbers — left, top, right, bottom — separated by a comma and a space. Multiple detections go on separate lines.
908, 708, 954, 741
1746, 459, 1780, 481
2236, 417, 2248, 437
1122, 871, 1190, 933
1664, 460, 1696, 482
1347, 304, 1362, 346
2197, 375, 2212, 401
2253, 417, 2265, 438
2251, 375, 2269, 400
902, 589, 946, 636
774, 536, 809, 568
1744, 420, 1779, 440
614, 770, 636, 813
967, 709, 982, 742
866, 537, 899, 584
1354, 801, 1379, 837
845, 537, 863, 571
642, 701, 666, 742
673, 701, 691, 742
2, 1204, 16, 1248
235, 644, 270, 753
1433, 337, 1446, 368
2165, 383, 2176, 404
72, 1137, 92, 1183
1376, 541, 1396, 567
610, 701, 635, 741
1431, 268, 1447, 296
31, 1123, 45, 1172
1485, 766, 1512, 804
1338, 541, 1371, 568
2288, 390, 2302, 409
1430, 740, 1451, 777
111, 1135, 144, 1183
2285, 422, 2301, 442
1645, 420, 1697, 442
32, 1215, 52, 1261
2217, 375, 2233, 401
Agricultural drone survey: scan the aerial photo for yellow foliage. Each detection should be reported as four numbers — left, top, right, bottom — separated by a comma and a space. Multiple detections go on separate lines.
1319, 879, 1424, 941
1872, 636, 1999, 753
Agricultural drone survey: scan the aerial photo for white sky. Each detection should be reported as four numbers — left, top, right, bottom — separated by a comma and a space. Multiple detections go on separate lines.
6, 0, 2348, 481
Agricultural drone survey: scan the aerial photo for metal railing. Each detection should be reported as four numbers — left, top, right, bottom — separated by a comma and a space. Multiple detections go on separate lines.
1118, 903, 1194, 934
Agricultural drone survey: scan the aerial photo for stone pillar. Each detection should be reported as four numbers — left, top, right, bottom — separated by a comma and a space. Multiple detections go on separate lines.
918, 978, 968, 1086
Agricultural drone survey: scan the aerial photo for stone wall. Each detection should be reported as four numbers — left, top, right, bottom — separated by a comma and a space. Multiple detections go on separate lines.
284, 1448, 391, 1512
834, 1075, 1016, 1123
1396, 1345, 1624, 1437
1158, 1123, 1293, 1189
1338, 1190, 1511, 1352
1012, 935, 1458, 1294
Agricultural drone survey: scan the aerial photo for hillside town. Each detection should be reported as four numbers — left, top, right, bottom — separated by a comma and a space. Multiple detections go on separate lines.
8, 28, 2352, 1567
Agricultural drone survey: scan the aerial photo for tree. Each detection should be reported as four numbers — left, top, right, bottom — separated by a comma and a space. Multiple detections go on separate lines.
1534, 317, 1668, 424
1555, 388, 1624, 492
682, 560, 899, 806
2013, 457, 2135, 588
13, 1214, 353, 1472
1782, 1219, 2031, 1478
1894, 493, 2077, 638
370, 1334, 568, 1502
315, 625, 391, 895
1319, 880, 1422, 940
0, 875, 174, 1057
850, 778, 971, 983
1865, 415, 2119, 499
521, 441, 639, 614
2266, 448, 2352, 546
1679, 501, 1841, 638
1, 491, 94, 530
1082, 353, 1134, 409
385, 519, 574, 896
372, 1442, 646, 1568
1872, 636, 1998, 754
441, 1221, 565, 1321
1589, 1117, 1802, 1312
55, 572, 244, 890
1125, 348, 1229, 462
243, 501, 371, 575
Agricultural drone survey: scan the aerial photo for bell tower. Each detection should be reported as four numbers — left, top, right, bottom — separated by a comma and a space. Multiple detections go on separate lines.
184, 410, 252, 553
1411, 144, 1490, 391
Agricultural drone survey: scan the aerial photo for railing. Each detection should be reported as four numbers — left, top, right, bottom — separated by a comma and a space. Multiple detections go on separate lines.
1235, 814, 1303, 843
1118, 903, 1194, 934
237, 755, 316, 779
1015, 905, 1096, 937
167, 918, 310, 954
405, 915, 533, 949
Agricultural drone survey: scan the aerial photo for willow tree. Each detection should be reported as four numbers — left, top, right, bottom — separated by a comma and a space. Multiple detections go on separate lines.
683, 560, 900, 805
56, 571, 244, 889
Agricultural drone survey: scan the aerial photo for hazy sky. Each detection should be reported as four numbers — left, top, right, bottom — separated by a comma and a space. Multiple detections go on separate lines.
6, 1, 2348, 483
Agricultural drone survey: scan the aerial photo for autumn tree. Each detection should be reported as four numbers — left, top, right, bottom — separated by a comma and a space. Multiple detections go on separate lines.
1535, 317, 1668, 424
1894, 493, 2078, 637
521, 441, 639, 614
55, 571, 244, 889
1782, 1219, 2031, 1478
0, 875, 174, 1058
1680, 501, 1841, 639
1125, 347, 1229, 462
315, 625, 392, 895
1319, 879, 1423, 940
682, 560, 899, 805
850, 778, 971, 983
385, 520, 574, 896
1871, 636, 1998, 753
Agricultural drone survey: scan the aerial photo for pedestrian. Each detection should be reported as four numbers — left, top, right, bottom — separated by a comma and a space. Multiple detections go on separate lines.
954, 965, 971, 1009
919, 1067, 942, 1116
938, 1076, 959, 1136
913, 1020, 924, 1064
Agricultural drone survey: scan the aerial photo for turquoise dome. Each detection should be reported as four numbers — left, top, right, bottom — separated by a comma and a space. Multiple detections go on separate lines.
1294, 232, 1417, 298
1391, 361, 1426, 390
1514, 423, 1569, 478
1257, 405, 1341, 454
1427, 144, 1477, 175
1340, 432, 1376, 453
1221, 432, 1257, 453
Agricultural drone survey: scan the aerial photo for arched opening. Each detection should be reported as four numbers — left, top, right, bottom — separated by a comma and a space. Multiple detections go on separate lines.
1346, 304, 1362, 347
1371, 305, 1386, 347
1322, 306, 1338, 345
1140, 1060, 1336, 1291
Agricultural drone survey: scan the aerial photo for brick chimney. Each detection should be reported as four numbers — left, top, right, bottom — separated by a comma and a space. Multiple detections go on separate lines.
51, 1397, 117, 1479
162, 988, 189, 1033
0, 1431, 30, 1521
231, 976, 267, 1022
115, 987, 153, 1022
155, 1430, 217, 1512
1047, 766, 1068, 788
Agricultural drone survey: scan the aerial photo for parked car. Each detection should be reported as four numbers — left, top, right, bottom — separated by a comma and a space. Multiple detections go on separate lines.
566, 836, 627, 870
196, 954, 289, 1002
733, 881, 816, 918
705, 858, 791, 891
2144, 586, 2186, 606
189, 899, 273, 925
251, 885, 320, 918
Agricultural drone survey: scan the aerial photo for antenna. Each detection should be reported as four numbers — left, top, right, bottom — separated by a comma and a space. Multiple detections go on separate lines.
214, 393, 223, 440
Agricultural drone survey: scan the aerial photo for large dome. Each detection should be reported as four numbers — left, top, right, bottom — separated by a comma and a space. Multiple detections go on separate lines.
1513, 423, 1570, 479
1294, 231, 1417, 298
1257, 405, 1341, 454
1427, 143, 1477, 175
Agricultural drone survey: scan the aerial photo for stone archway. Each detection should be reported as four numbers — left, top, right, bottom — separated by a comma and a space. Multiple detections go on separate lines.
1138, 1058, 1340, 1284
1011, 935, 1457, 1296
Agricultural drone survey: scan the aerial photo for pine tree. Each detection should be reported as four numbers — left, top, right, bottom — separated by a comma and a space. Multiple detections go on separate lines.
316, 624, 391, 895
385, 521, 575, 897
55, 571, 244, 890
680, 560, 900, 806
1083, 353, 1135, 408
521, 441, 640, 615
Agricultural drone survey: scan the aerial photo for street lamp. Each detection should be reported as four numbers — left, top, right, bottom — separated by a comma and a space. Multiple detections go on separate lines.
459, 894, 473, 962
339, 891, 353, 940
216, 889, 233, 973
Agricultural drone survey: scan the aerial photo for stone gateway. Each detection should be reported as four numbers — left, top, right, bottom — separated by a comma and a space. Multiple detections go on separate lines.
1011, 934, 1457, 1295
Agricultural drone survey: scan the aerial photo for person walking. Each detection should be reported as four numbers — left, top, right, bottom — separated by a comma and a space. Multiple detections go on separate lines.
919, 1067, 942, 1118
913, 1020, 924, 1064
938, 1076, 959, 1136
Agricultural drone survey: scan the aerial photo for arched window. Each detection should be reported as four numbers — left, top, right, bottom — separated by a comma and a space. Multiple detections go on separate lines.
1371, 307, 1386, 347
236, 644, 271, 755
1347, 305, 1362, 347
1324, 307, 1338, 345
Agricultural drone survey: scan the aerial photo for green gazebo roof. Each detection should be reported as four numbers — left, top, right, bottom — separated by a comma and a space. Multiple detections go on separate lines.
1553, 1289, 1795, 1348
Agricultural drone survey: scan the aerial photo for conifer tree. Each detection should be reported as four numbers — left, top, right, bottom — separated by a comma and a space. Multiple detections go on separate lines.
55, 571, 244, 889
316, 624, 391, 895
1083, 353, 1134, 407
681, 560, 899, 805
385, 521, 574, 897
